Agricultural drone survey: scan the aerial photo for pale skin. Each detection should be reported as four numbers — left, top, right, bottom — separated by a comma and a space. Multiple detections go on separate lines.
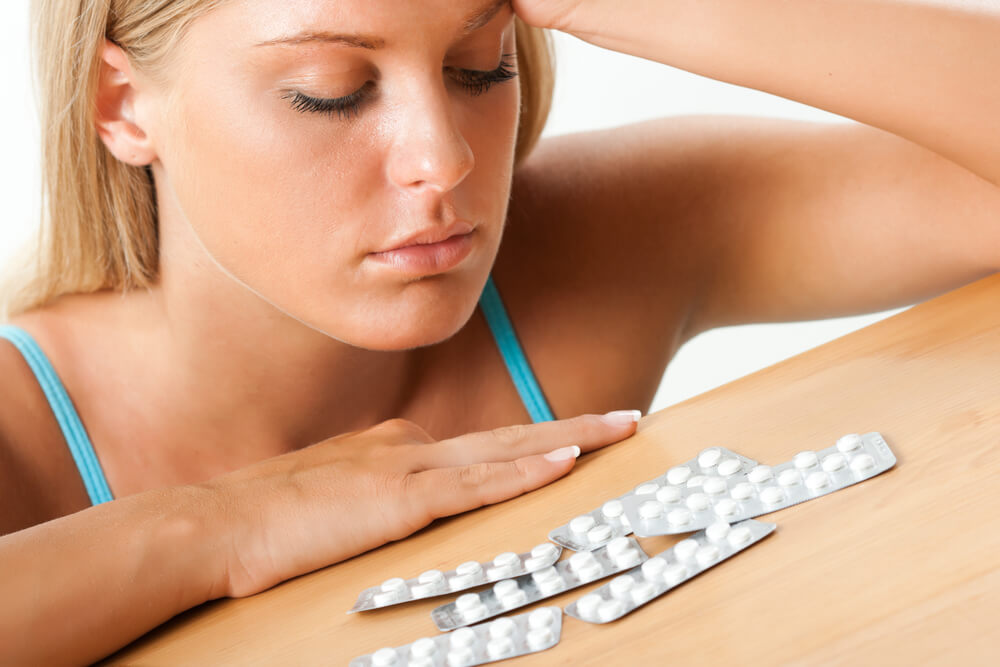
1, 0, 999, 662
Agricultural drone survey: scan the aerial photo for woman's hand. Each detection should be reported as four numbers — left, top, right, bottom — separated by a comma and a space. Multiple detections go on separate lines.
206, 411, 640, 597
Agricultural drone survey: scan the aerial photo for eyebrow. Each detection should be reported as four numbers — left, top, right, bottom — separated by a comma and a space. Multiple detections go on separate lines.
255, 0, 512, 50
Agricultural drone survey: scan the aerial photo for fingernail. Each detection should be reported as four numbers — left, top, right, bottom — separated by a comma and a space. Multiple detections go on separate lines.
601, 409, 642, 425
544, 445, 581, 462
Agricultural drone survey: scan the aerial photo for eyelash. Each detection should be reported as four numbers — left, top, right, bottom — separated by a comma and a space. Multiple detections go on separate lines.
281, 52, 519, 120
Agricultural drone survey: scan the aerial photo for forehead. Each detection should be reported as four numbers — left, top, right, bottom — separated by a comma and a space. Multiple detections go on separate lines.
209, 0, 511, 47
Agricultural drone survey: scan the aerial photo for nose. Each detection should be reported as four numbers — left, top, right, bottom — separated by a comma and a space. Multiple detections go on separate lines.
385, 84, 475, 194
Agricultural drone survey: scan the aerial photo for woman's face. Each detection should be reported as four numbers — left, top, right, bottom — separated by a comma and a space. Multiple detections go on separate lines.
149, 0, 520, 349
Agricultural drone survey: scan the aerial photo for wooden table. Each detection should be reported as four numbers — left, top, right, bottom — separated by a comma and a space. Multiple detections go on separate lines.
108, 274, 1000, 665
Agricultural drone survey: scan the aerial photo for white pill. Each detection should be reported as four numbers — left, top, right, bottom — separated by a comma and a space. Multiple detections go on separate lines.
450, 627, 477, 648
851, 454, 875, 472
668, 508, 692, 526
794, 451, 819, 469
569, 551, 598, 573
639, 500, 664, 519
656, 486, 683, 504
666, 466, 693, 485
447, 648, 475, 667
381, 577, 406, 593
597, 599, 626, 622
778, 469, 801, 486
606, 536, 632, 558
836, 433, 863, 453
418, 570, 445, 586
620, 514, 632, 530
486, 565, 513, 580
641, 556, 668, 581
674, 539, 699, 561
533, 565, 560, 583
493, 579, 519, 598
703, 477, 728, 495
714, 499, 738, 517
372, 647, 399, 666
717, 458, 742, 476
372, 591, 399, 606
493, 552, 519, 568
587, 524, 614, 544
487, 637, 515, 660
698, 448, 723, 468
635, 482, 660, 495
455, 593, 481, 611
409, 658, 433, 667
538, 575, 566, 595
499, 588, 527, 608
486, 637, 514, 660
609, 574, 635, 599
822, 453, 847, 472
575, 560, 604, 581
409, 582, 437, 598
761, 486, 786, 505
448, 574, 476, 591
728, 526, 753, 547
748, 465, 773, 484
489, 617, 516, 639
526, 627, 554, 651
631, 580, 658, 605
602, 499, 625, 518
663, 563, 688, 586
696, 545, 721, 566
686, 475, 708, 488
731, 482, 755, 501
531, 543, 559, 560
706, 520, 730, 543
576, 593, 603, 619
528, 607, 556, 629
806, 471, 830, 490
570, 515, 596, 534
455, 561, 484, 578
461, 604, 487, 622
410, 637, 438, 658
523, 557, 548, 571
614, 548, 642, 570
685, 493, 710, 511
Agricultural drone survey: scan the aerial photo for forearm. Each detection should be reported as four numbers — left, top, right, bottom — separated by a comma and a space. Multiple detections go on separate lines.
565, 0, 1000, 185
0, 484, 227, 665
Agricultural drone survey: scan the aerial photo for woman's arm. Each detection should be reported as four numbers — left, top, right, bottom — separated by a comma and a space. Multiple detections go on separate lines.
518, 0, 1000, 186
0, 413, 640, 663
511, 1, 1000, 335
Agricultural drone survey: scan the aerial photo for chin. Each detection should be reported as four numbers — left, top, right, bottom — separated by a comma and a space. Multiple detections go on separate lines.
327, 277, 485, 351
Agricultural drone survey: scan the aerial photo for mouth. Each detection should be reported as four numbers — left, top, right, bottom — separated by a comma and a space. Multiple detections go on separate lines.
368, 222, 477, 277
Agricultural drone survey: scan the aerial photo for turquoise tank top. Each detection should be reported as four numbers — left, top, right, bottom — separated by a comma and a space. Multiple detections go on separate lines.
0, 275, 553, 506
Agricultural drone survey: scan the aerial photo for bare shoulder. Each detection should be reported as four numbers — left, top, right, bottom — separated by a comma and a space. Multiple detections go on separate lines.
0, 318, 91, 535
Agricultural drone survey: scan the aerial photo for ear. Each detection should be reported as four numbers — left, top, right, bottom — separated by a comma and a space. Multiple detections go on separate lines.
95, 40, 158, 166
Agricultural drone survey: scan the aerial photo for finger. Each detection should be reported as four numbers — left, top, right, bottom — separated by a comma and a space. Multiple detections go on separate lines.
415, 410, 641, 469
406, 445, 584, 521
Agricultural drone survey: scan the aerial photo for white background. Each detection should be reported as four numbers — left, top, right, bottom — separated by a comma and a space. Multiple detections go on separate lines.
0, 4, 903, 412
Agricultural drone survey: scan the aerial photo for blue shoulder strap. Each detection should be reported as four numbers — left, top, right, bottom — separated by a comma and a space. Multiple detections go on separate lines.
0, 325, 114, 505
478, 276, 555, 423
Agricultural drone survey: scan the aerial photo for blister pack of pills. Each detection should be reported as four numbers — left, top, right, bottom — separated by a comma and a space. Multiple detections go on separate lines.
565, 519, 774, 624
548, 447, 758, 551
623, 432, 895, 537
350, 543, 563, 612
350, 606, 563, 667
431, 537, 648, 631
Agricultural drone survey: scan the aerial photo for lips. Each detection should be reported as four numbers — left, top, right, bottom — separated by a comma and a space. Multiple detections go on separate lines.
368, 222, 477, 276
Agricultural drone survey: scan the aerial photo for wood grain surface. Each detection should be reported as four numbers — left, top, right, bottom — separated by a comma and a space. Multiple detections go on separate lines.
106, 273, 1000, 666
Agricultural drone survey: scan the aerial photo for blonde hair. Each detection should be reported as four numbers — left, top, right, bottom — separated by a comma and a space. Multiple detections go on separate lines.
4, 1, 554, 317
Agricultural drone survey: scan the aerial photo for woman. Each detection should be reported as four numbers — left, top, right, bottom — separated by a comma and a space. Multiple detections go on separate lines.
1, 0, 997, 662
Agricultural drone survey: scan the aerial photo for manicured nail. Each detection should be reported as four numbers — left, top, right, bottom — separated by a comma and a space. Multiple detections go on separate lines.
601, 409, 642, 425
544, 445, 581, 462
